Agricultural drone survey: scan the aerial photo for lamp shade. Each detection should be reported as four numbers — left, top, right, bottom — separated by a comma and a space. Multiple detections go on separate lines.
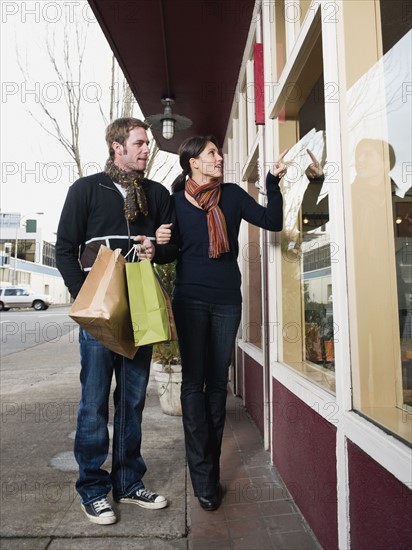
145, 98, 192, 141
162, 118, 175, 140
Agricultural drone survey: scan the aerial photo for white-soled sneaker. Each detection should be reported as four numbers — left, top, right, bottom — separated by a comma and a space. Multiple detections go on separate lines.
116, 488, 168, 509
81, 497, 117, 525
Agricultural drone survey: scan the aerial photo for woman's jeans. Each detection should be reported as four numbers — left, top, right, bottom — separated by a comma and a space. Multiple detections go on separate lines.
75, 328, 152, 504
173, 297, 241, 497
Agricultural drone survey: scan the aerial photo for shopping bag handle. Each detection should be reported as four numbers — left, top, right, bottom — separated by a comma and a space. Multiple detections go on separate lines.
125, 245, 146, 262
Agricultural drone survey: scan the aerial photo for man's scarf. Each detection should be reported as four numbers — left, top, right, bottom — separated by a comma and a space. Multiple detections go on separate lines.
185, 178, 230, 259
104, 159, 148, 221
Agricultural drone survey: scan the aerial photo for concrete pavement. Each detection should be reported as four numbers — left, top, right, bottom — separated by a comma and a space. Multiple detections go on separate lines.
0, 328, 187, 549
1, 325, 321, 549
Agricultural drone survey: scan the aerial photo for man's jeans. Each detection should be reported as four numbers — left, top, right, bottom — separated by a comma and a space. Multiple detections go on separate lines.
172, 297, 241, 497
74, 328, 152, 504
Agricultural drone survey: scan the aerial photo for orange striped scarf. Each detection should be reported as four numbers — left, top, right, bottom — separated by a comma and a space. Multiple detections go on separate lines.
185, 178, 230, 259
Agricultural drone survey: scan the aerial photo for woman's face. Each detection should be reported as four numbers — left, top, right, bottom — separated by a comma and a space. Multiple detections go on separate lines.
191, 141, 223, 183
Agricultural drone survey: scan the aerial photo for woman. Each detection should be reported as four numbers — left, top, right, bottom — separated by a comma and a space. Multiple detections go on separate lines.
158, 136, 287, 511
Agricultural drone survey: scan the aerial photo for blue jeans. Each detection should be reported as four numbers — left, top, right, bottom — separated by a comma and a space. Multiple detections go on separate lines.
172, 297, 241, 497
75, 328, 152, 504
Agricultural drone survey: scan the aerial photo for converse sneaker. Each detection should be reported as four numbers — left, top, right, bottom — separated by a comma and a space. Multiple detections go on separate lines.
81, 497, 117, 525
116, 488, 168, 509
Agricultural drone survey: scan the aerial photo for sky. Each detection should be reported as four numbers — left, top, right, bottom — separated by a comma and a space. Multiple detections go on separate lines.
1, 1, 180, 241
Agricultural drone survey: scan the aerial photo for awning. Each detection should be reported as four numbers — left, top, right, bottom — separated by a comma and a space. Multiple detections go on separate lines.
88, 0, 257, 153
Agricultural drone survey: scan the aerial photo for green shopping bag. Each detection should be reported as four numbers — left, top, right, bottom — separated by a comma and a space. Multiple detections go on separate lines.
125, 258, 176, 347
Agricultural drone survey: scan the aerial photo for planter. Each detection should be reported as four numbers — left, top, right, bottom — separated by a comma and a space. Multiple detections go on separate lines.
152, 361, 182, 416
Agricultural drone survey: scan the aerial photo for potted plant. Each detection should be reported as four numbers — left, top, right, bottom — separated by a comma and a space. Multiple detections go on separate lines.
152, 340, 182, 416
304, 289, 335, 368
152, 262, 182, 416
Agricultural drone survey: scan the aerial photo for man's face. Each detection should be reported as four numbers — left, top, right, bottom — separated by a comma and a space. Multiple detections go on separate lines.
113, 127, 150, 172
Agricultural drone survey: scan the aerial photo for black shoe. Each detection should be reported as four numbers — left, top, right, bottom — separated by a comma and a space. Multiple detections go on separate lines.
198, 483, 223, 511
198, 495, 219, 511
116, 488, 168, 509
81, 497, 117, 525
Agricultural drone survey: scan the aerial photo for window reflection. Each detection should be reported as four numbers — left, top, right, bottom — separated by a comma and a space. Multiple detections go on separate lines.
281, 127, 336, 390
345, 0, 411, 435
393, 178, 412, 408
348, 22, 412, 418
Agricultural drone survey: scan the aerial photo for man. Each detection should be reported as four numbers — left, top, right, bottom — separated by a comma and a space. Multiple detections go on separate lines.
56, 118, 177, 525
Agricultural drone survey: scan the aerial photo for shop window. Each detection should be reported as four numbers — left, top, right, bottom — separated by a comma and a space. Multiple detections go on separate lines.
274, 0, 286, 79
239, 82, 248, 161
274, 18, 335, 392
300, 1, 312, 24
281, 130, 334, 391
243, 158, 263, 349
343, 0, 411, 442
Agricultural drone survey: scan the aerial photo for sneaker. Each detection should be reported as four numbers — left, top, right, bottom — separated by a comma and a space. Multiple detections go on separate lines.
81, 497, 117, 525
116, 488, 168, 509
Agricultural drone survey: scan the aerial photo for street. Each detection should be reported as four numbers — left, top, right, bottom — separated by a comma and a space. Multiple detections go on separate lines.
0, 306, 76, 357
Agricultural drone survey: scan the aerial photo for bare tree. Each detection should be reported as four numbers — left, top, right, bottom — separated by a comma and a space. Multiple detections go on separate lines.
102, 53, 136, 126
17, 17, 174, 185
17, 19, 88, 178
17, 19, 137, 180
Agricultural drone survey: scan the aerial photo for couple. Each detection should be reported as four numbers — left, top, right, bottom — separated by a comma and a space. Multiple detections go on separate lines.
56, 117, 290, 525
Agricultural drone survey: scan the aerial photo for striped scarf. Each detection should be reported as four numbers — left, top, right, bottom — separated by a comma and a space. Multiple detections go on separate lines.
185, 178, 230, 259
104, 159, 148, 221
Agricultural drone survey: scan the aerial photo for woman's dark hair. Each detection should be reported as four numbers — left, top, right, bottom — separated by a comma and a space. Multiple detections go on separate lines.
171, 135, 220, 193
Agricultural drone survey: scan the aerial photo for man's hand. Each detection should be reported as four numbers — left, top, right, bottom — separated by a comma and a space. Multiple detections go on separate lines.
270, 149, 289, 178
133, 235, 155, 260
305, 148, 323, 179
155, 223, 173, 245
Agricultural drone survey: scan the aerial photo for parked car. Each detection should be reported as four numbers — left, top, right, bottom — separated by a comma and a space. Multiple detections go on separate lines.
0, 287, 52, 311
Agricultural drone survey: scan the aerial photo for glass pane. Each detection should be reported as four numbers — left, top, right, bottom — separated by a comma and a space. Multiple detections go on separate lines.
244, 167, 263, 349
274, 1, 286, 80
379, 0, 412, 414
279, 66, 335, 392
343, 0, 412, 441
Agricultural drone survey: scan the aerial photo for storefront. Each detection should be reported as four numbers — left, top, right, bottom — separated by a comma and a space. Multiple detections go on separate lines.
228, 1, 411, 548
89, 1, 411, 548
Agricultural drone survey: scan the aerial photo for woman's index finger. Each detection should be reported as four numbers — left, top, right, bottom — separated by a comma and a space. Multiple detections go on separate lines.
306, 148, 318, 164
277, 148, 289, 162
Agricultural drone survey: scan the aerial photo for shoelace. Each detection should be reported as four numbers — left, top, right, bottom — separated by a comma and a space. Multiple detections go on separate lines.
137, 489, 155, 499
93, 498, 111, 513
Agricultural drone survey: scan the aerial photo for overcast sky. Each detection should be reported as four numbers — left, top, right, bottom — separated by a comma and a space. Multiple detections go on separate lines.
1, 1, 179, 241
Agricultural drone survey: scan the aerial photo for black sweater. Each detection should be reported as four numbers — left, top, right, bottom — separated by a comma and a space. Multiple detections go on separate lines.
56, 172, 177, 299
172, 171, 283, 305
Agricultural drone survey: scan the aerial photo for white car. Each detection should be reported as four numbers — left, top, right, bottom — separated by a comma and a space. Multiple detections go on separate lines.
0, 287, 52, 311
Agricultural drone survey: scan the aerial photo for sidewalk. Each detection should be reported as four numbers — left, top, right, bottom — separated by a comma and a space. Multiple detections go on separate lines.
0, 329, 320, 549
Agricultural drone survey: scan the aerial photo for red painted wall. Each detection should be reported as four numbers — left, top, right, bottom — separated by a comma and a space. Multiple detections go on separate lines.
253, 43, 265, 124
348, 440, 412, 549
244, 353, 264, 435
272, 379, 338, 550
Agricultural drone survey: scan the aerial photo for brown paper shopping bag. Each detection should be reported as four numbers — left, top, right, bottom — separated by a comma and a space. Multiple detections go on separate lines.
69, 245, 139, 359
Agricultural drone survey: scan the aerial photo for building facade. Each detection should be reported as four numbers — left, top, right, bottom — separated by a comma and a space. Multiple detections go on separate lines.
0, 213, 69, 304
223, 2, 411, 548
